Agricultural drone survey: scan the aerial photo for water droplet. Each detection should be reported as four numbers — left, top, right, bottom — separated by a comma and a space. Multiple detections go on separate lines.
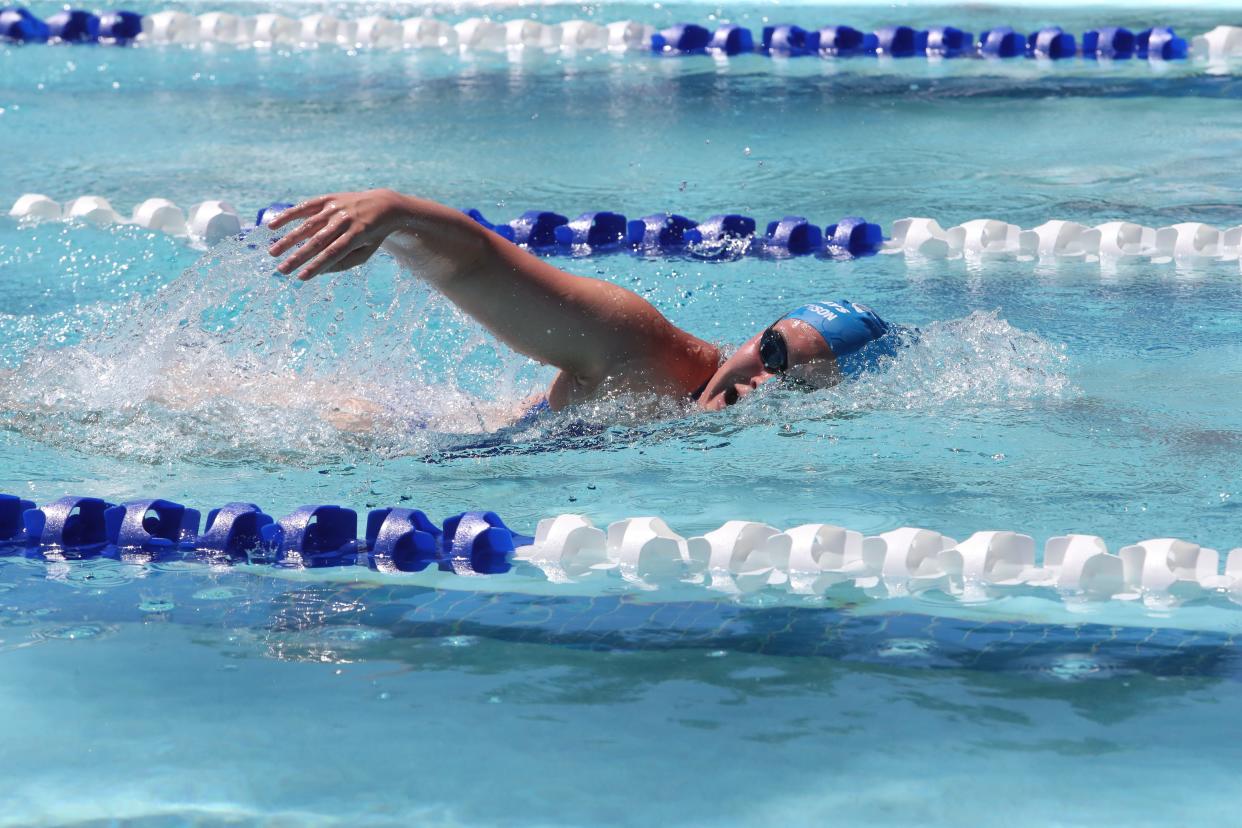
441, 635, 478, 648
706, 650, 728, 658
138, 599, 175, 613
743, 146, 751, 156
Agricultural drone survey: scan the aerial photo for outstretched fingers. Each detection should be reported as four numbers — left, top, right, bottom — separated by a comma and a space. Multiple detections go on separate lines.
295, 232, 362, 281
266, 196, 331, 231
276, 215, 349, 276
268, 208, 333, 257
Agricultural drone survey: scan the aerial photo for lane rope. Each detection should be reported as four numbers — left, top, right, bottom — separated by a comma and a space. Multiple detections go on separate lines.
8, 194, 1242, 264
3, 8, 1242, 65
2, 494, 1239, 608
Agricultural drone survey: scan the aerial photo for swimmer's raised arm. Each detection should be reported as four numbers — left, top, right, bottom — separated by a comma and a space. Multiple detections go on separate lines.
268, 190, 717, 404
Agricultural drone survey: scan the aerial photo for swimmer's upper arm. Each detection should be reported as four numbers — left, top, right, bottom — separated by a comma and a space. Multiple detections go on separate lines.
387, 217, 683, 383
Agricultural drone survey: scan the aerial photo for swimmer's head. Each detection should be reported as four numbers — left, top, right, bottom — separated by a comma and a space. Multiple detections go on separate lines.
696, 301, 890, 411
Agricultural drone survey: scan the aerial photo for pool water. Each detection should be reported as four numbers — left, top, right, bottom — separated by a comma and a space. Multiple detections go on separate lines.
3, 2, 1242, 825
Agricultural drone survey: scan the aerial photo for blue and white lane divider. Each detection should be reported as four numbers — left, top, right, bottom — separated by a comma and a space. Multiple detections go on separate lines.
9, 194, 1242, 264
2, 494, 1240, 608
3, 7, 1242, 64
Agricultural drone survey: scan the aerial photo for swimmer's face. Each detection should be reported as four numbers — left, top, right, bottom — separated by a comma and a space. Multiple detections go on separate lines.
697, 319, 840, 411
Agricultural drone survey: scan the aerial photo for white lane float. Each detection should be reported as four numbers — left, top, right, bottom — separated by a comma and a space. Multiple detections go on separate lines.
64, 196, 123, 225
883, 217, 954, 258
515, 515, 611, 582
455, 18, 505, 52
144, 10, 200, 44
949, 218, 1023, 257
1153, 222, 1223, 261
187, 200, 242, 245
132, 198, 187, 235
402, 18, 457, 49
608, 21, 655, 52
775, 523, 868, 594
1019, 220, 1098, 259
356, 16, 401, 49
505, 20, 559, 50
8, 193, 62, 222
198, 12, 253, 45
1035, 534, 1126, 599
605, 516, 688, 586
1094, 221, 1159, 259
939, 531, 1036, 601
858, 527, 956, 596
685, 520, 783, 593
299, 14, 353, 47
1192, 25, 1242, 62
559, 20, 609, 51
252, 13, 298, 45
1118, 538, 1220, 605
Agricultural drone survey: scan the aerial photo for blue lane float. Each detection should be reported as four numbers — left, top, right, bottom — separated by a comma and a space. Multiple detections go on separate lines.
817, 25, 872, 57
442, 511, 533, 576
259, 504, 359, 568
0, 6, 49, 42
554, 211, 628, 249
199, 502, 274, 559
626, 213, 699, 250
1137, 27, 1188, 60
366, 507, 442, 572
978, 27, 1025, 58
255, 201, 293, 226
920, 26, 972, 58
47, 9, 99, 43
707, 24, 752, 57
98, 9, 141, 42
652, 23, 710, 54
510, 210, 568, 249
104, 499, 200, 550
825, 217, 884, 255
762, 24, 812, 56
1084, 27, 1135, 59
22, 496, 114, 553
874, 25, 919, 58
765, 216, 823, 256
694, 213, 757, 245
0, 494, 35, 543
1029, 27, 1077, 60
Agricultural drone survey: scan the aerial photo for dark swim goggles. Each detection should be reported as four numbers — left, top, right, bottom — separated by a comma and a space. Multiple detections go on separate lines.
758, 325, 791, 374
758, 322, 825, 392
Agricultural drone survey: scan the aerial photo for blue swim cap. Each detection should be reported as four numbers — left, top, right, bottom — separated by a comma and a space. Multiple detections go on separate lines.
781, 300, 897, 376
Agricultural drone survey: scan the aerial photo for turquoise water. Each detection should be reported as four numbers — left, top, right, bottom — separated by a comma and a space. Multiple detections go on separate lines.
3, 3, 1242, 825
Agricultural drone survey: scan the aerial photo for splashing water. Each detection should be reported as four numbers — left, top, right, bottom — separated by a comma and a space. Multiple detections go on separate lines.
0, 229, 545, 464
0, 232, 1071, 466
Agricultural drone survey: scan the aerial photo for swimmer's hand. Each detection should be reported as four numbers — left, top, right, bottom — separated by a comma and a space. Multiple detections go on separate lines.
267, 189, 407, 281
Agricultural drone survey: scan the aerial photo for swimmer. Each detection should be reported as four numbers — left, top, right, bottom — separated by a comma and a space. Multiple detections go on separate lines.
268, 189, 902, 417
